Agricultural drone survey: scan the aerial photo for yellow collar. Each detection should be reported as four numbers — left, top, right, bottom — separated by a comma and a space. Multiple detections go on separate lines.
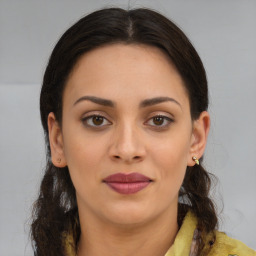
165, 211, 197, 256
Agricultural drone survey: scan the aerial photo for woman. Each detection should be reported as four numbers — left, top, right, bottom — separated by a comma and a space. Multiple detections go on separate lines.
31, 7, 256, 256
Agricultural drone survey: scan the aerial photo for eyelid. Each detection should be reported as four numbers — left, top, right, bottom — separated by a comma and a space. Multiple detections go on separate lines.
81, 110, 111, 121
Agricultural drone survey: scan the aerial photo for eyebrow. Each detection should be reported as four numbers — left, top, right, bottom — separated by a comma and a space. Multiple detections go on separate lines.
73, 96, 181, 109
139, 96, 181, 109
73, 96, 115, 107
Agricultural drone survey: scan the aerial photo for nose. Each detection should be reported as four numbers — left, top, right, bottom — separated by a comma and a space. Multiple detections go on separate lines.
108, 123, 146, 164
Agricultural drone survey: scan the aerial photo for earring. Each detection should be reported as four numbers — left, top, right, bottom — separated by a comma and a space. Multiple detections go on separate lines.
192, 156, 199, 165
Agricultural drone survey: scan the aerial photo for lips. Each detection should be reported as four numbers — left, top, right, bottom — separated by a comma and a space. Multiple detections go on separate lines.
103, 172, 152, 194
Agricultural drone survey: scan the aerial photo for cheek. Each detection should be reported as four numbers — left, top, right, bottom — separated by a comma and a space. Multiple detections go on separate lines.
150, 132, 191, 181
62, 129, 107, 180
62, 133, 108, 206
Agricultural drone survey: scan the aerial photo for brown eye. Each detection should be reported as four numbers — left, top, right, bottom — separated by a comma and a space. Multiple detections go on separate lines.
82, 115, 111, 128
146, 115, 174, 129
153, 116, 164, 126
92, 116, 104, 125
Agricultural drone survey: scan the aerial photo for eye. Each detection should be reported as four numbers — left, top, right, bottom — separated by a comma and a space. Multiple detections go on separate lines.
146, 115, 173, 128
82, 115, 111, 127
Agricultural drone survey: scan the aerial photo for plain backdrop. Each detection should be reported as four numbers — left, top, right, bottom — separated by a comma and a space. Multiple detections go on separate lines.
0, 0, 255, 255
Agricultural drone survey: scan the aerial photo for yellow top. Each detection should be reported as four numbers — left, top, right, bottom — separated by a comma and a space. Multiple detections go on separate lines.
64, 211, 256, 256
165, 211, 256, 256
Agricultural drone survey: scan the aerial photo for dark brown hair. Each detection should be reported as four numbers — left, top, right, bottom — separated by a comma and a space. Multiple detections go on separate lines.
31, 7, 217, 256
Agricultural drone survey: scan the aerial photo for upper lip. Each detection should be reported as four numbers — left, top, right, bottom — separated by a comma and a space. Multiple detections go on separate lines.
103, 172, 152, 183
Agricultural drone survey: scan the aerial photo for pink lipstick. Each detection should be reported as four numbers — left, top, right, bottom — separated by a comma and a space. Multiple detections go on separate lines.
103, 173, 152, 194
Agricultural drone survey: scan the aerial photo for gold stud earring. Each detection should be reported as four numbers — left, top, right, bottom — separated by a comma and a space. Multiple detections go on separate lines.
192, 156, 199, 165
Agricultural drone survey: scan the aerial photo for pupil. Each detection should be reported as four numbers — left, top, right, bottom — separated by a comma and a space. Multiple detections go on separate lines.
93, 116, 103, 125
154, 116, 164, 125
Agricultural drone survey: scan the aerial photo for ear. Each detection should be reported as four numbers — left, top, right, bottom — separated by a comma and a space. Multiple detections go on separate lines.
48, 112, 67, 167
187, 111, 210, 166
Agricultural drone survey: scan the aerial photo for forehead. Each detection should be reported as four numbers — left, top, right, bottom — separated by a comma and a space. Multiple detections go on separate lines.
70, 43, 177, 78
63, 43, 189, 108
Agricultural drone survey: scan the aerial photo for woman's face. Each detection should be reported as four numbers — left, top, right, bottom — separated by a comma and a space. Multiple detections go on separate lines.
49, 43, 209, 226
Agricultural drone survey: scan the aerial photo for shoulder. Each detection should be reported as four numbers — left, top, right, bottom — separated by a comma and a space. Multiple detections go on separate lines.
208, 231, 256, 256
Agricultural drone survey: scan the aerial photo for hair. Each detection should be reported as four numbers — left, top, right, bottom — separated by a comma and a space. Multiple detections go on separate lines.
31, 7, 218, 256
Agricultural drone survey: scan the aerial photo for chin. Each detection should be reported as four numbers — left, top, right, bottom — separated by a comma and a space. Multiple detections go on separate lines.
102, 203, 154, 226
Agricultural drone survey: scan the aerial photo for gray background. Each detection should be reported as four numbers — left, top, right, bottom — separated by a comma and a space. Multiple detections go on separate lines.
0, 0, 255, 255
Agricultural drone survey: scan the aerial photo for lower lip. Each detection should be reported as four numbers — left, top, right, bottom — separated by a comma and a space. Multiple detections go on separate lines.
105, 181, 151, 194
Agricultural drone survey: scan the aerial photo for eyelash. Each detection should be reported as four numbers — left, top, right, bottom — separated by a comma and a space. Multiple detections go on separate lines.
81, 114, 174, 130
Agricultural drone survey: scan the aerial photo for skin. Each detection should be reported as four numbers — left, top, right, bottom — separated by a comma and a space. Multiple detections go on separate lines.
48, 43, 210, 256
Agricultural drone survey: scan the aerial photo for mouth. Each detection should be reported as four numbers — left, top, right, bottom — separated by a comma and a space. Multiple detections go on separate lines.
103, 172, 153, 194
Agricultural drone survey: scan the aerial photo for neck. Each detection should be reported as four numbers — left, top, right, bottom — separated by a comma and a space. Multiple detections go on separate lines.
77, 207, 178, 256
